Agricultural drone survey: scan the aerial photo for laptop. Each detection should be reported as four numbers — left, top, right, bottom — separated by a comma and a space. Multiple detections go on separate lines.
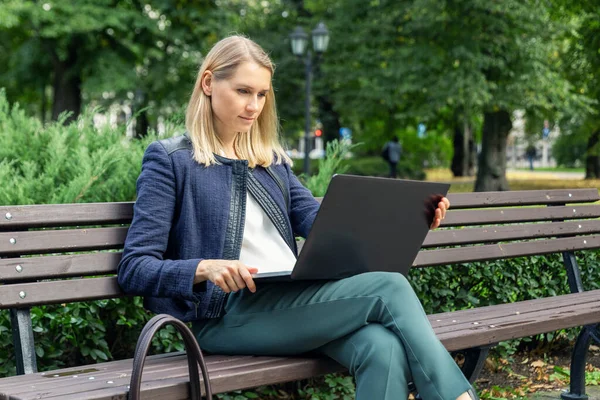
253, 174, 450, 281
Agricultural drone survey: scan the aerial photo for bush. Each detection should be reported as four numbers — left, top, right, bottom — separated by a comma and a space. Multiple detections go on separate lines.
552, 132, 588, 168
0, 90, 184, 376
0, 90, 164, 205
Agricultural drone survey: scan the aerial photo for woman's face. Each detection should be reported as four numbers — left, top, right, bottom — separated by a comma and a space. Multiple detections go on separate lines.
204, 61, 271, 140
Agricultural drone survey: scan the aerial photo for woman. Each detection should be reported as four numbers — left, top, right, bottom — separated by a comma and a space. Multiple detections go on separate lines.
117, 35, 478, 400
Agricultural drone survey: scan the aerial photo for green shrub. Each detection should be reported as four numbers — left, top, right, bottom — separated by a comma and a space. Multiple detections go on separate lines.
0, 90, 164, 205
552, 131, 588, 168
0, 90, 184, 376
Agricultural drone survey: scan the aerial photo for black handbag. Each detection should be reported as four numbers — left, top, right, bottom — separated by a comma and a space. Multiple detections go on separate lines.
128, 314, 213, 399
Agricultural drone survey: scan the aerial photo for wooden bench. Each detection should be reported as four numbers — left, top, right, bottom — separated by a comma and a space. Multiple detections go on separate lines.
1, 188, 600, 400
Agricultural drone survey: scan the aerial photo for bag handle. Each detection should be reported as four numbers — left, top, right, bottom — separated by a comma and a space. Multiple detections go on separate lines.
129, 314, 213, 399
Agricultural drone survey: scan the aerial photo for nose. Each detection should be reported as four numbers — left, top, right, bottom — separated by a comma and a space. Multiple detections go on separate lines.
246, 95, 259, 112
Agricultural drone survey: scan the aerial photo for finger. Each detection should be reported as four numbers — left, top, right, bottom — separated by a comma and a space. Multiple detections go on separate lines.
443, 197, 451, 209
223, 273, 240, 292
438, 201, 447, 219
430, 217, 441, 229
213, 277, 230, 293
232, 271, 247, 291
435, 206, 442, 221
239, 267, 257, 293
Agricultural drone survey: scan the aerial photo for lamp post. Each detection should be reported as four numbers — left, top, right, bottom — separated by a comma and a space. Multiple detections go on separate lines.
289, 22, 330, 175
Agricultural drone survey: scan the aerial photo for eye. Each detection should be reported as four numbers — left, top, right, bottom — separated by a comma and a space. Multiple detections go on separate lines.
237, 89, 249, 94
258, 92, 267, 98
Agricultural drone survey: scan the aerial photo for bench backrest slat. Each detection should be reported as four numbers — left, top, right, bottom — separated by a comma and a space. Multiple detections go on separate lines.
0, 227, 129, 256
0, 253, 121, 282
441, 205, 600, 227
414, 234, 600, 267
424, 220, 600, 247
1, 190, 599, 309
0, 203, 134, 230
446, 188, 599, 209
0, 276, 122, 308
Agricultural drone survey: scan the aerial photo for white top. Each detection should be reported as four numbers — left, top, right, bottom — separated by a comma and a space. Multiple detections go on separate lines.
239, 193, 296, 274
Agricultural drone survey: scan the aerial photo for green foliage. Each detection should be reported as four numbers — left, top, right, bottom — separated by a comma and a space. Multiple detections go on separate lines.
0, 90, 186, 376
0, 90, 162, 205
552, 131, 588, 167
0, 0, 230, 122
550, 365, 600, 386
298, 139, 358, 197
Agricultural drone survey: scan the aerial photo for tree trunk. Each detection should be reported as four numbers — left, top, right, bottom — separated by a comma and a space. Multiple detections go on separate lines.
474, 110, 512, 191
135, 109, 150, 138
585, 130, 600, 179
51, 40, 82, 124
451, 120, 474, 177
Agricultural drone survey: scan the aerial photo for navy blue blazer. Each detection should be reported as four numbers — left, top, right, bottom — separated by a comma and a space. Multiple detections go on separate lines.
117, 135, 319, 322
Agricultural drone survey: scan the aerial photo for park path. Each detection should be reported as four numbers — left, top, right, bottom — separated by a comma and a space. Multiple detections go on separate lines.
506, 169, 586, 181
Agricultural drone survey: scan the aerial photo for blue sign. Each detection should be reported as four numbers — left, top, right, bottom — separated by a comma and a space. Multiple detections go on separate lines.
339, 127, 352, 140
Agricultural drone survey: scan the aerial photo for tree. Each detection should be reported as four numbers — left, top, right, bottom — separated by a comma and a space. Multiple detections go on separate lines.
556, 0, 600, 178
0, 0, 228, 128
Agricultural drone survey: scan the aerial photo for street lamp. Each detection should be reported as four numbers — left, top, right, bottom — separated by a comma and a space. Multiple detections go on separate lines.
289, 22, 330, 175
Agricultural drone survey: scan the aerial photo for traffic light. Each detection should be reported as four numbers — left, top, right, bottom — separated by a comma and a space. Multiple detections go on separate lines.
315, 129, 322, 137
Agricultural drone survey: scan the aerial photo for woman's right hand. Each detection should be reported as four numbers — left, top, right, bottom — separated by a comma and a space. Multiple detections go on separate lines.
195, 259, 258, 293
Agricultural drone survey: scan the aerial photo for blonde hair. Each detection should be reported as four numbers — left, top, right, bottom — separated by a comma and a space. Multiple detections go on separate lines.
185, 35, 292, 168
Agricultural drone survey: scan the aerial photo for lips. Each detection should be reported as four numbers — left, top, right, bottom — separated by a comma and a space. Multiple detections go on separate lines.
239, 116, 254, 122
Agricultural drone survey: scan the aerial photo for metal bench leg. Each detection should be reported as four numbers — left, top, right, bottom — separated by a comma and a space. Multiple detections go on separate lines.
455, 346, 491, 383
10, 308, 37, 375
561, 324, 600, 400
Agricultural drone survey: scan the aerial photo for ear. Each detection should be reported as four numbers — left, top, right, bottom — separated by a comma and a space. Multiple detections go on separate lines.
201, 71, 213, 96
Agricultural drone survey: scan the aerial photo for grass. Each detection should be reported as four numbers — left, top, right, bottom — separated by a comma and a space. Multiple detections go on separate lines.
424, 168, 600, 193
513, 167, 585, 173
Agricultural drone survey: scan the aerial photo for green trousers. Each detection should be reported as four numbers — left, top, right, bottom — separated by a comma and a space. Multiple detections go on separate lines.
193, 272, 472, 400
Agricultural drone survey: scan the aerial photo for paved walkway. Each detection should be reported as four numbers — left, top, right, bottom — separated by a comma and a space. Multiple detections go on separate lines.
528, 385, 600, 399
506, 169, 586, 180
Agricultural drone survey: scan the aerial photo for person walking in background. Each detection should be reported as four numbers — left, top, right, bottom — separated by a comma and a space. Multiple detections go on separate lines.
382, 136, 403, 178
525, 144, 537, 171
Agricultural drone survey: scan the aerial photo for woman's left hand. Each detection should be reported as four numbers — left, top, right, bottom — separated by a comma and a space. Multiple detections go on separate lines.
430, 197, 450, 229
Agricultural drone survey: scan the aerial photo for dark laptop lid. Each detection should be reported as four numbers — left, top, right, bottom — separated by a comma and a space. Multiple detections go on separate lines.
290, 174, 450, 280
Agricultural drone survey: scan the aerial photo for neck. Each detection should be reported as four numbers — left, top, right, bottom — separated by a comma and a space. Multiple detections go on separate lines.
219, 133, 238, 159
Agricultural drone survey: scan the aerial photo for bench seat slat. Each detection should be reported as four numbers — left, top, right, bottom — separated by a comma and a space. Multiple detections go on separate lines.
0, 227, 128, 256
446, 189, 600, 209
1, 354, 323, 397
3, 357, 344, 400
0, 253, 121, 283
0, 203, 134, 230
429, 290, 596, 328
441, 205, 600, 227
0, 277, 123, 308
431, 288, 600, 333
436, 290, 600, 351
3, 290, 600, 399
414, 234, 600, 267
0, 352, 250, 389
423, 220, 600, 247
